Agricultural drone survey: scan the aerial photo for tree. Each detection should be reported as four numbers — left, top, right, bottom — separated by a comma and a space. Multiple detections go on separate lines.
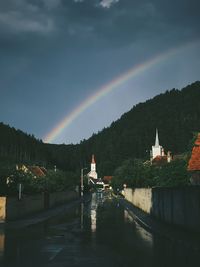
112, 157, 189, 189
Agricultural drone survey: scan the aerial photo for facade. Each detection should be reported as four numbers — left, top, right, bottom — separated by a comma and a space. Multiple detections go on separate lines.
188, 133, 200, 185
87, 154, 98, 180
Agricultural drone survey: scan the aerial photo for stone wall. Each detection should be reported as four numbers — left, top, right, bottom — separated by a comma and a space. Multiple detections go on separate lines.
123, 187, 200, 232
0, 190, 78, 222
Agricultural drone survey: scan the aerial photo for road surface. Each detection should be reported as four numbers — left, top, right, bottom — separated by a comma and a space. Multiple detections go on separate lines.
0, 192, 199, 267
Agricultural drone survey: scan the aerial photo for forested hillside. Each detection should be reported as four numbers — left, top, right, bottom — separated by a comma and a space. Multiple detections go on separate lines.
0, 123, 46, 165
1, 81, 200, 177
78, 81, 200, 175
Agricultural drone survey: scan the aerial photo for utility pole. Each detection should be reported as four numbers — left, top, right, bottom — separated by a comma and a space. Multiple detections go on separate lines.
81, 167, 87, 198
18, 183, 22, 200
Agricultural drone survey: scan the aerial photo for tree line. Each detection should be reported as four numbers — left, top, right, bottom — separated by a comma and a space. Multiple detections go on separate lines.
0, 81, 200, 193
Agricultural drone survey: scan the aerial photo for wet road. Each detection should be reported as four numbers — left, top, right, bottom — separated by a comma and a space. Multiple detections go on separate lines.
0, 192, 199, 267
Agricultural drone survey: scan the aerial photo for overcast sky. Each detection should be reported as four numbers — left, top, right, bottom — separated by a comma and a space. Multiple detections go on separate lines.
0, 0, 200, 144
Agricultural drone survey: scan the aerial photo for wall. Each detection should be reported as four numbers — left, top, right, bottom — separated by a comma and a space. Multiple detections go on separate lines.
0, 190, 78, 222
0, 198, 6, 221
123, 187, 200, 232
6, 194, 44, 221
49, 190, 77, 208
124, 188, 152, 213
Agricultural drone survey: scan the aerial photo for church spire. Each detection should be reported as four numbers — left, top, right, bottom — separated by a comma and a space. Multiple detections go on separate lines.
91, 154, 95, 163
155, 128, 159, 147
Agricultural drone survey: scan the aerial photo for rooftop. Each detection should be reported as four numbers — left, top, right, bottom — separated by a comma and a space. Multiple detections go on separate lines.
188, 134, 200, 171
152, 155, 168, 165
28, 166, 46, 177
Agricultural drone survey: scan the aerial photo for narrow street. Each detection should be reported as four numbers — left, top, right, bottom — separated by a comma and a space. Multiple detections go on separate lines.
0, 192, 199, 267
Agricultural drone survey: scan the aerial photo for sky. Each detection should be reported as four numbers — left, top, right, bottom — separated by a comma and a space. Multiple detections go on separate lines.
0, 0, 200, 144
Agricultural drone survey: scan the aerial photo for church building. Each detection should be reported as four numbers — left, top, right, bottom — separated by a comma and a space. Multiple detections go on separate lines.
150, 129, 172, 164
87, 154, 98, 180
151, 128, 164, 160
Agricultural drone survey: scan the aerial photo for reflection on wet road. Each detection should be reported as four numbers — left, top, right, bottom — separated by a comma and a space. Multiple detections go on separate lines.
0, 192, 199, 267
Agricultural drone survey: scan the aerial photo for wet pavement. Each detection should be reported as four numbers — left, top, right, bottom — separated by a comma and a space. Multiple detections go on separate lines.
0, 192, 199, 267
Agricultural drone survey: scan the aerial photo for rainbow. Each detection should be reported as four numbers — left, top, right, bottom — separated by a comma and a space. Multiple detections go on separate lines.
43, 40, 199, 143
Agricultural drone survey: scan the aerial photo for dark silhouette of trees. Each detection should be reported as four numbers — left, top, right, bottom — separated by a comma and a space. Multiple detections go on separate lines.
0, 81, 200, 185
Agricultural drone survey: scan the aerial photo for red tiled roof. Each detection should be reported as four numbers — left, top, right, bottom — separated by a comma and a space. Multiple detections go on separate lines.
40, 167, 47, 175
103, 176, 113, 183
152, 155, 168, 166
152, 155, 167, 161
28, 166, 46, 177
188, 134, 200, 171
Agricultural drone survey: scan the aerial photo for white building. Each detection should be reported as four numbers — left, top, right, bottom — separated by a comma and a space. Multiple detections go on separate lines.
151, 129, 164, 159
151, 129, 172, 164
87, 154, 98, 179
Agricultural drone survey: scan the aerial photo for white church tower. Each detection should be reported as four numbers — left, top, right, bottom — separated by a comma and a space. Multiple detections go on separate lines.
88, 154, 98, 179
151, 129, 164, 159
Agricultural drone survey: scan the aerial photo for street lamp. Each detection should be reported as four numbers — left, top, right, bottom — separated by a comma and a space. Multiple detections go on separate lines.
81, 167, 87, 197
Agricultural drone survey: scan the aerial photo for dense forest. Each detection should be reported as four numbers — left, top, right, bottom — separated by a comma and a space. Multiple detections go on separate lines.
61, 80, 200, 176
0, 123, 46, 165
1, 81, 200, 178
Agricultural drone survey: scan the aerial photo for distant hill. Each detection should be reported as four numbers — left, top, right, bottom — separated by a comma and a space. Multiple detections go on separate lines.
0, 122, 46, 165
1, 81, 200, 176
77, 81, 200, 174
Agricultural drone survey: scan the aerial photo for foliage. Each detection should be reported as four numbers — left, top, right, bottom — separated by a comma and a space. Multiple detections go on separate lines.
45, 81, 200, 176
111, 158, 189, 189
0, 163, 79, 196
6, 170, 44, 195
0, 123, 47, 166
0, 81, 200, 180
0, 161, 16, 195
45, 170, 78, 192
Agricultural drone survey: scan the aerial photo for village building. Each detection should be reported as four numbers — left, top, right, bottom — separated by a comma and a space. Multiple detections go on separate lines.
28, 166, 46, 178
151, 128, 164, 159
16, 164, 46, 178
188, 133, 200, 185
103, 176, 113, 185
87, 154, 98, 180
151, 129, 172, 165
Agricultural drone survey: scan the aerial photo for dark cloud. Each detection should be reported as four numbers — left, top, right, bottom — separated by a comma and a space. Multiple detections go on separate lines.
0, 0, 199, 50
0, 0, 199, 143
0, 0, 199, 75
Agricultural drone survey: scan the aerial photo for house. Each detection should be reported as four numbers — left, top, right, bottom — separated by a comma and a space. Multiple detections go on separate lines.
103, 176, 113, 184
16, 164, 46, 178
188, 133, 200, 185
16, 164, 29, 173
28, 166, 46, 178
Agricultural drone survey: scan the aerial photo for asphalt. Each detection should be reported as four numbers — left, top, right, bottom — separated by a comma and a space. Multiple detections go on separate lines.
119, 197, 200, 250
4, 200, 81, 229
2, 194, 95, 230
2, 192, 200, 252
